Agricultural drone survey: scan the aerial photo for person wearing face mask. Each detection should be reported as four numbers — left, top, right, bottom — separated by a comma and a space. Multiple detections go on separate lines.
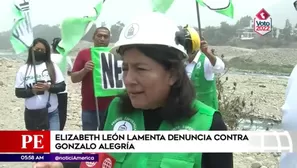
15, 38, 66, 131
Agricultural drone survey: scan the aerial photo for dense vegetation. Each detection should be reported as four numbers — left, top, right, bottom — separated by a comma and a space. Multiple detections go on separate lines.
0, 16, 296, 50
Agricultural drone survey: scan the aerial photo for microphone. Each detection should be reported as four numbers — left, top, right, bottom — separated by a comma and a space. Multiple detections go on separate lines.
80, 153, 116, 168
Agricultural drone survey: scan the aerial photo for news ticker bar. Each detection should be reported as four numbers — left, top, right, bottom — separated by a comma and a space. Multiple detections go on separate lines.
1, 131, 297, 153
0, 154, 98, 162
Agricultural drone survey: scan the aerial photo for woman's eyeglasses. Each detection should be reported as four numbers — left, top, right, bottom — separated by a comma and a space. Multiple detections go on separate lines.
33, 48, 46, 53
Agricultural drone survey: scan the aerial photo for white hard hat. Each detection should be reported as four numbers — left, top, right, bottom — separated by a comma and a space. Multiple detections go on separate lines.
110, 12, 188, 59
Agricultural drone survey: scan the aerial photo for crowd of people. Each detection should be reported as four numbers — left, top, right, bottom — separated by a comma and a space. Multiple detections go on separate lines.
13, 11, 297, 168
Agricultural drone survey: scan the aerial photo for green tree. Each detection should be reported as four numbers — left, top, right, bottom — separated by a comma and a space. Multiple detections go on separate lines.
204, 22, 236, 45
235, 15, 253, 29
283, 19, 292, 41
101, 22, 106, 27
203, 26, 218, 44
219, 22, 236, 40
272, 27, 277, 38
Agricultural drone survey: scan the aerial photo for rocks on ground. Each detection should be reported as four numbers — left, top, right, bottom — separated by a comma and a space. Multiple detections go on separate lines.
212, 46, 297, 66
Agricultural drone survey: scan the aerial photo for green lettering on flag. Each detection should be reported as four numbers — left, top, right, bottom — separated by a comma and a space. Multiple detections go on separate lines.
10, 0, 34, 54
91, 47, 125, 97
56, 1, 103, 56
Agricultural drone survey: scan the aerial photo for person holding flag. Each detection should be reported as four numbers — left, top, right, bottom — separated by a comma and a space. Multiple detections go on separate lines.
15, 38, 66, 131
48, 0, 105, 131
71, 27, 114, 131
51, 38, 73, 130
184, 27, 225, 110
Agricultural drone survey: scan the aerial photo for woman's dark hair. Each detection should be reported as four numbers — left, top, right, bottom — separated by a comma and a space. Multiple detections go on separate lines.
117, 44, 196, 123
26, 38, 56, 84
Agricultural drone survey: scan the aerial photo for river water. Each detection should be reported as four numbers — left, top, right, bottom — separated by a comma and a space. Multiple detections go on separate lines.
0, 51, 285, 131
237, 118, 281, 131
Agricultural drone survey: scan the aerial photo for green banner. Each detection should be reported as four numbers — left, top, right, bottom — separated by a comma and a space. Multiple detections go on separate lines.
57, 1, 103, 56
91, 47, 125, 97
10, 0, 34, 54
196, 0, 234, 18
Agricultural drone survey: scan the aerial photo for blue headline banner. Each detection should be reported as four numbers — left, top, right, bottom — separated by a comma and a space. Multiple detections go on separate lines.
0, 154, 98, 162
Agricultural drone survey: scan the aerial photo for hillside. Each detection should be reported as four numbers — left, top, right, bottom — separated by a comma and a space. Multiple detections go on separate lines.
60, 43, 297, 75
213, 46, 297, 66
212, 46, 297, 74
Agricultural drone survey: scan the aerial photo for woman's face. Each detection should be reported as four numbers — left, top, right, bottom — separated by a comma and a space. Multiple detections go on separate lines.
122, 48, 175, 109
33, 42, 46, 53
32, 42, 47, 62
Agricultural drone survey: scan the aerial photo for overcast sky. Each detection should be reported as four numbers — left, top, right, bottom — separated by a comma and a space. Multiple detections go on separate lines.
0, 0, 295, 32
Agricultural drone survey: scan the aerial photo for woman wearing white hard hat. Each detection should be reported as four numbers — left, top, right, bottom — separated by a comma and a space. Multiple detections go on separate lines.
100, 12, 233, 168
37, 12, 233, 168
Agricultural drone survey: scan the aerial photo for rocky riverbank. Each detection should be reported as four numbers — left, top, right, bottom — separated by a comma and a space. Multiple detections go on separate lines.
221, 72, 286, 121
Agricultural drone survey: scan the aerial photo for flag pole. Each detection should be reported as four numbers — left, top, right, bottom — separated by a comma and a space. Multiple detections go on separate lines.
94, 0, 106, 131
195, 0, 202, 37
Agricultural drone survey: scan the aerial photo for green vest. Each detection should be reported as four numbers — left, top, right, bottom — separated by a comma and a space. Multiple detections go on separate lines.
191, 53, 219, 110
103, 97, 216, 168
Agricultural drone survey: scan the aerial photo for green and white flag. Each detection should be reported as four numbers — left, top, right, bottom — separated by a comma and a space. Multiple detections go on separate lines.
10, 0, 34, 54
196, 0, 234, 18
91, 47, 125, 97
151, 0, 175, 13
151, 0, 234, 18
56, 1, 103, 56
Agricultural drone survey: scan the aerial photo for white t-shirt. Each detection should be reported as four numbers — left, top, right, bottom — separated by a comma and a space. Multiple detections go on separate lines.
15, 62, 65, 113
51, 53, 73, 94
185, 51, 225, 80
